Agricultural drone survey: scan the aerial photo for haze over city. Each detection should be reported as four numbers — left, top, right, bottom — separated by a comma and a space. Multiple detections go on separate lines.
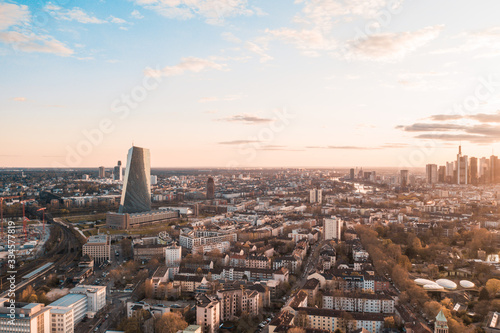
3, 1, 500, 167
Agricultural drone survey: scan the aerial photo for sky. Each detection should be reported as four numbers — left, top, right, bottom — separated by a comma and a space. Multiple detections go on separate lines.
2, 0, 500, 169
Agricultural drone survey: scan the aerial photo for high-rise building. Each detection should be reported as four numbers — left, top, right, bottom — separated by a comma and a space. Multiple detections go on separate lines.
98, 166, 105, 178
426, 164, 438, 184
438, 166, 446, 183
400, 170, 409, 188
457, 146, 468, 184
151, 175, 158, 185
113, 160, 122, 181
309, 188, 322, 203
469, 157, 478, 185
207, 177, 215, 199
324, 217, 342, 241
165, 244, 182, 267
119, 146, 151, 214
349, 168, 355, 180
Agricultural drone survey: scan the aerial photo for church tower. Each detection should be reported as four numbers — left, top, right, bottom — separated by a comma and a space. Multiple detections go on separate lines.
434, 310, 448, 333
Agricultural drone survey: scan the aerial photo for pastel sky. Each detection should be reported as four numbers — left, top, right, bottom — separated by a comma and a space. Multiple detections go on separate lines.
2, 0, 500, 168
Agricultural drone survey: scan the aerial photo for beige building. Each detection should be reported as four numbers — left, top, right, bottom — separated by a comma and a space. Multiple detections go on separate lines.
0, 299, 51, 333
82, 235, 111, 263
48, 306, 74, 333
196, 295, 220, 333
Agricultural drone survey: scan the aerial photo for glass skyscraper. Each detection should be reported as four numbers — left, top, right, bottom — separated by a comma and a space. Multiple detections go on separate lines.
119, 146, 151, 213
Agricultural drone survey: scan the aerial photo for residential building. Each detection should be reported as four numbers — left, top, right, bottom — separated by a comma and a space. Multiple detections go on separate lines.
82, 235, 111, 263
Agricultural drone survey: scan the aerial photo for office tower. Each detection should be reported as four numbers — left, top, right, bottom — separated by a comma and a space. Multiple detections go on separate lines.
207, 177, 215, 199
469, 157, 478, 185
324, 217, 342, 241
479, 157, 489, 183
349, 168, 355, 180
445, 162, 454, 183
113, 160, 122, 181
151, 175, 158, 185
438, 166, 446, 183
309, 188, 322, 203
456, 146, 468, 184
119, 146, 151, 214
491, 155, 500, 183
400, 170, 409, 188
98, 166, 105, 178
426, 164, 438, 184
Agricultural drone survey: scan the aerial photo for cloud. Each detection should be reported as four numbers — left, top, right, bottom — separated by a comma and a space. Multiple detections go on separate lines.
398, 110, 500, 144
216, 113, 274, 125
44, 4, 107, 24
199, 94, 244, 103
131, 10, 144, 19
307, 143, 409, 150
345, 25, 444, 61
132, 0, 259, 25
396, 71, 456, 91
12, 97, 26, 102
245, 41, 273, 62
0, 2, 30, 30
0, 31, 74, 56
266, 27, 336, 56
433, 26, 500, 56
144, 57, 227, 77
219, 140, 261, 145
221, 32, 241, 43
0, 3, 74, 57
108, 16, 128, 24
397, 123, 465, 132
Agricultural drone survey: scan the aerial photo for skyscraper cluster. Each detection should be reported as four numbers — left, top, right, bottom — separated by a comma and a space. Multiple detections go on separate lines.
426, 146, 500, 185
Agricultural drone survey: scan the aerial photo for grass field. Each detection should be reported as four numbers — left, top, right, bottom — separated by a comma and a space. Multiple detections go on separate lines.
64, 213, 106, 223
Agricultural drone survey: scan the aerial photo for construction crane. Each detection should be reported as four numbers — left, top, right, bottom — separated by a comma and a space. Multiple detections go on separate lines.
0, 196, 20, 237
36, 207, 47, 237
20, 199, 35, 239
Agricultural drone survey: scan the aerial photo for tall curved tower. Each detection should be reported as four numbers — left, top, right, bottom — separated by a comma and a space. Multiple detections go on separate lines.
207, 177, 215, 199
119, 146, 151, 213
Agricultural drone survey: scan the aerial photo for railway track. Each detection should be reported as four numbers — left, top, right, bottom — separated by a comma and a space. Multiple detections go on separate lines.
0, 211, 85, 297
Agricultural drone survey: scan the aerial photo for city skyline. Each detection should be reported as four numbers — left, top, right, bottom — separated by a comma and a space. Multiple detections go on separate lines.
2, 1, 500, 168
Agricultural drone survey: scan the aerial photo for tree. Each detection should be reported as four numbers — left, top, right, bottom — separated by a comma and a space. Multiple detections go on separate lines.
155, 313, 188, 333
384, 317, 396, 329
478, 287, 490, 301
288, 328, 306, 333
486, 279, 500, 296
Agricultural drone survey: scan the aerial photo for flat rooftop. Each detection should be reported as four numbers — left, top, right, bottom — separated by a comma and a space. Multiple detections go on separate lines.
49, 294, 86, 307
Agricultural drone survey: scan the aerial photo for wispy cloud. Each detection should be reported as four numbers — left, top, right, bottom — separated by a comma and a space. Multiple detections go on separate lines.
398, 110, 500, 144
12, 97, 26, 102
44, 4, 107, 24
216, 113, 274, 125
219, 140, 261, 145
144, 57, 227, 77
131, 10, 144, 19
199, 94, 244, 103
0, 2, 74, 57
132, 0, 260, 25
345, 25, 444, 61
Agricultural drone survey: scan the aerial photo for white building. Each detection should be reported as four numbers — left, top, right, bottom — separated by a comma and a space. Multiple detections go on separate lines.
48, 285, 106, 324
324, 217, 342, 241
309, 189, 322, 203
49, 294, 88, 324
165, 245, 182, 267
151, 175, 158, 185
196, 295, 220, 333
82, 235, 111, 263
0, 299, 51, 333
48, 306, 75, 333
71, 285, 107, 314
